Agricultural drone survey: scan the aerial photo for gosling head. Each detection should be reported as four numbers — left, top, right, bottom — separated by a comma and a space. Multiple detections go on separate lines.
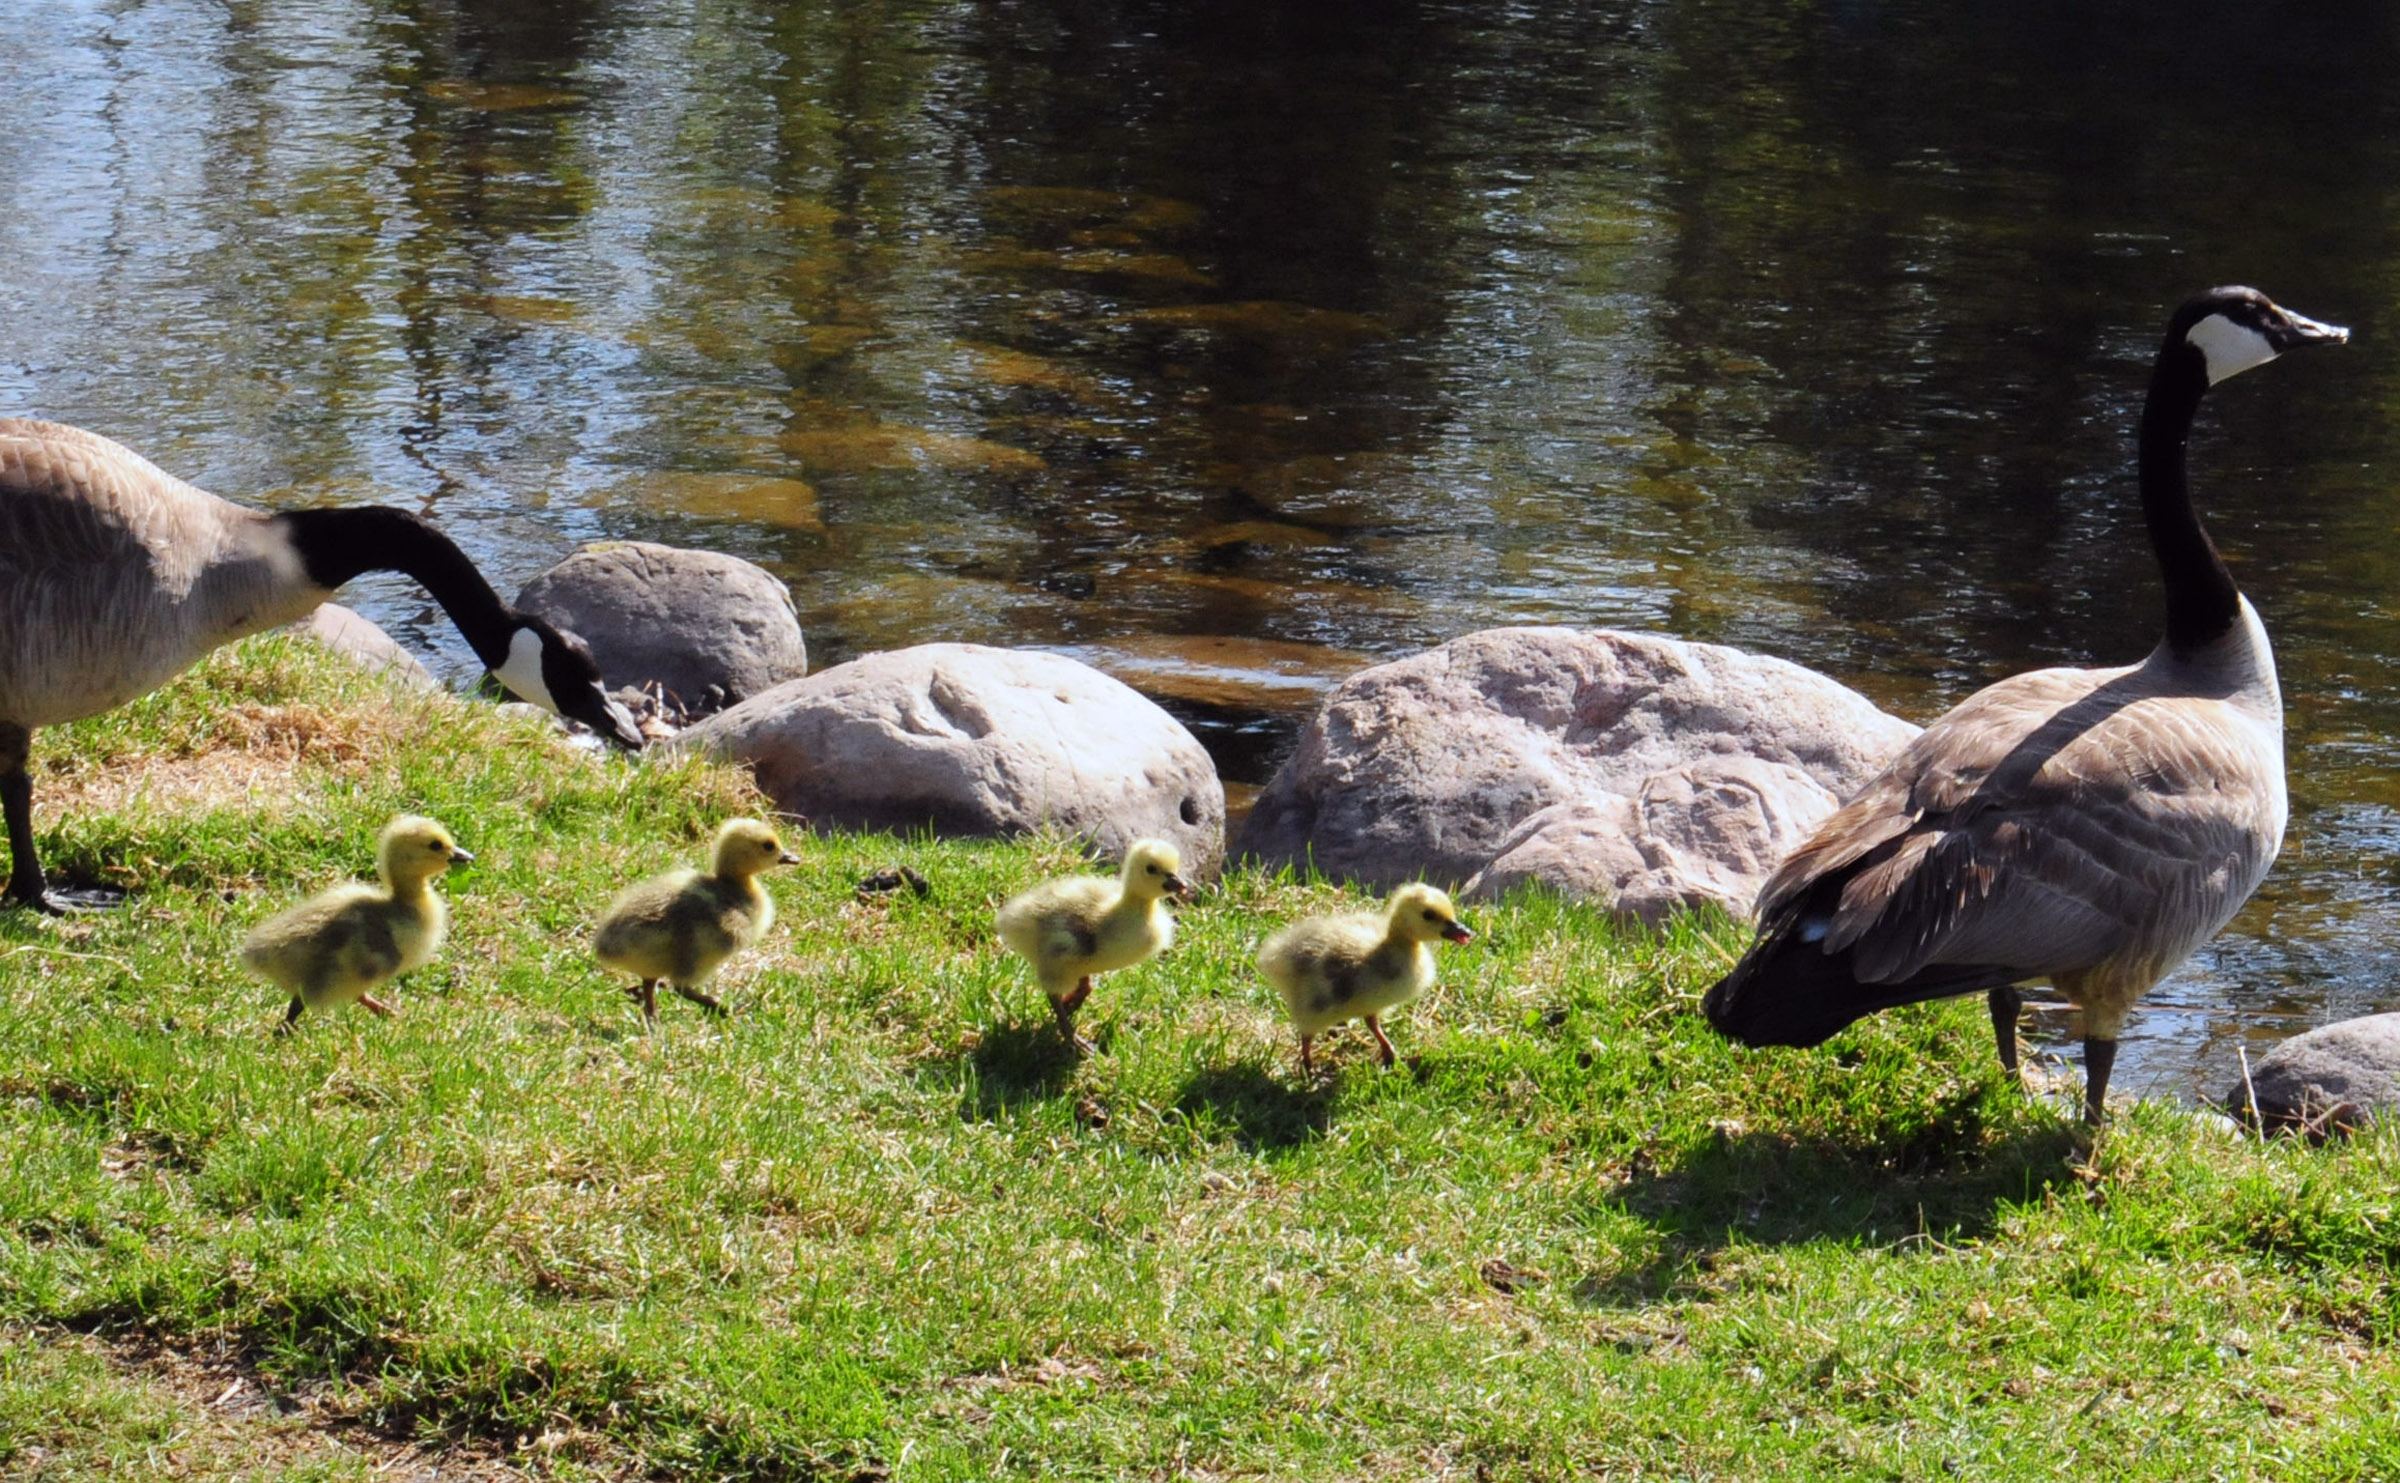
1120, 838, 1191, 901
2170, 286, 2348, 388
489, 616, 647, 751
1387, 883, 1472, 945
712, 818, 800, 878
378, 815, 472, 888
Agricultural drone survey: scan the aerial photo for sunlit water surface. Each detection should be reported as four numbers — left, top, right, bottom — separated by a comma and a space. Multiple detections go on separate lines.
9, 0, 2400, 1100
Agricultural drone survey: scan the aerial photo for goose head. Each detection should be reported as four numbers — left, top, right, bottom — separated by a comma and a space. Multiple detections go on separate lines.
712, 817, 800, 877
1120, 838, 1191, 901
490, 617, 646, 749
379, 815, 471, 888
1387, 882, 1472, 944
2171, 286, 2348, 387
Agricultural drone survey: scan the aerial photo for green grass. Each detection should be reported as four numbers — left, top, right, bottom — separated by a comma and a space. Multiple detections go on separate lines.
4, 636, 2398, 1479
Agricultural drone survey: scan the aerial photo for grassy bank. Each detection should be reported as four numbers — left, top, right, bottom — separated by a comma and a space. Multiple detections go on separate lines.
2, 638, 2396, 1480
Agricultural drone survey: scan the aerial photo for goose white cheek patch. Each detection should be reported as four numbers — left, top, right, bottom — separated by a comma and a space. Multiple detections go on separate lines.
493, 627, 560, 714
2185, 313, 2279, 385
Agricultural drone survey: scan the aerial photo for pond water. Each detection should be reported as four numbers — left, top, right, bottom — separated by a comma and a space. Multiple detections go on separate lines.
8, 0, 2400, 1100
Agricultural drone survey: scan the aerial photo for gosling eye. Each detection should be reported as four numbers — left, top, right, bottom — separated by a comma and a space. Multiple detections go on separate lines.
1422, 909, 1439, 922
1147, 863, 1162, 875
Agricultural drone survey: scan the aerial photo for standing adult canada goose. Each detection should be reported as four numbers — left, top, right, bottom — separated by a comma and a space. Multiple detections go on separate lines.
1702, 286, 2347, 1124
0, 419, 645, 912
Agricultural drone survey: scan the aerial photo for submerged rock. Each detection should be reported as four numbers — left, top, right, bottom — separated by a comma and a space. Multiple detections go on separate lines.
516, 541, 806, 724
2227, 1012, 2400, 1135
676, 643, 1226, 878
1236, 627, 1918, 915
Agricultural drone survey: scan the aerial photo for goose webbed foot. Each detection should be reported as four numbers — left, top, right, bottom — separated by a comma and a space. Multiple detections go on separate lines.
1366, 1015, 1399, 1069
9, 881, 127, 914
673, 984, 727, 1017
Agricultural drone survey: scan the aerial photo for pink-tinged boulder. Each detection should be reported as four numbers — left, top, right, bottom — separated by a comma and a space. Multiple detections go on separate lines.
676, 644, 1226, 877
1236, 628, 1918, 913
1463, 758, 1839, 923
516, 541, 805, 722
291, 604, 437, 690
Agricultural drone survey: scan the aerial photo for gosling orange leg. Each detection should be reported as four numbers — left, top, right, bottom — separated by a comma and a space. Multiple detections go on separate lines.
1366, 1015, 1398, 1068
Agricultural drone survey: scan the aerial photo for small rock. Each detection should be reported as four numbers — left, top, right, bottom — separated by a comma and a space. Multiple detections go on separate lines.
2228, 1012, 2400, 1135
516, 541, 806, 723
677, 644, 1225, 878
290, 604, 437, 690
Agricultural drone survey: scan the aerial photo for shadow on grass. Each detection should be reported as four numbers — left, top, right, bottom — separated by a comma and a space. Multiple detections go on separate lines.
1173, 1064, 1332, 1152
1582, 1087, 2085, 1305
946, 1018, 1086, 1120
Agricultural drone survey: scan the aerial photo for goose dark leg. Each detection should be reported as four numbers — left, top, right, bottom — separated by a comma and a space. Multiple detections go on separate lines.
1366, 1015, 1398, 1068
672, 983, 727, 1016
626, 979, 660, 1022
1988, 986, 2023, 1075
1298, 1035, 1316, 1078
277, 997, 305, 1035
2082, 1036, 2118, 1126
2, 724, 123, 913
359, 994, 395, 1019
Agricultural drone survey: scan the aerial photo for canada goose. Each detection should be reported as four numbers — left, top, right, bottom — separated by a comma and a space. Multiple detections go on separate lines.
592, 818, 798, 1022
995, 839, 1189, 1052
1260, 882, 1473, 1076
242, 815, 471, 1032
0, 420, 644, 913
1702, 286, 2348, 1124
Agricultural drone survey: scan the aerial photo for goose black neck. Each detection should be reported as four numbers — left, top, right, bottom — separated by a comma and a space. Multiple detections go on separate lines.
2140, 345, 2239, 654
276, 507, 519, 666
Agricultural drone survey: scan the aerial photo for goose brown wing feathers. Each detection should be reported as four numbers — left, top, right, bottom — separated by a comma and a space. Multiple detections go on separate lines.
1758, 663, 2281, 988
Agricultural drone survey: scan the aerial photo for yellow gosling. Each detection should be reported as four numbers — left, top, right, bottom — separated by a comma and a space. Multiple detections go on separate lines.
593, 818, 797, 1023
996, 838, 1188, 1052
243, 815, 471, 1033
1259, 882, 1473, 1076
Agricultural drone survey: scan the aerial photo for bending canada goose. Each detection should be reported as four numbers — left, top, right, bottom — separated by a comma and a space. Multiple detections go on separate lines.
995, 839, 1189, 1053
592, 818, 798, 1022
1703, 286, 2348, 1124
1261, 882, 1473, 1077
0, 420, 644, 913
243, 815, 471, 1032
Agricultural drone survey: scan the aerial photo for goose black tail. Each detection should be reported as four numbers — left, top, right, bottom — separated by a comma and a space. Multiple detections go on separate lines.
1701, 916, 2017, 1049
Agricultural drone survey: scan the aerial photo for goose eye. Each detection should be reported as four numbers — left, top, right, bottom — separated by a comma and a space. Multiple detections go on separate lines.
1422, 908, 1439, 922
1147, 864, 1162, 875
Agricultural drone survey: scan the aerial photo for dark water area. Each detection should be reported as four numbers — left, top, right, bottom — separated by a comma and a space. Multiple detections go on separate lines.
8, 0, 2400, 1099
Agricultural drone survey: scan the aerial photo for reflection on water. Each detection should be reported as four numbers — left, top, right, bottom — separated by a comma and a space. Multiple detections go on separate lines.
7, 0, 2400, 1097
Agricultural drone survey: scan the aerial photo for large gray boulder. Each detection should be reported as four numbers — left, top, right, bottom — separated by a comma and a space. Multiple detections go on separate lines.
516, 541, 806, 722
1463, 757, 1841, 923
677, 643, 1226, 877
2226, 1013, 2400, 1134
291, 604, 437, 690
1236, 627, 1918, 913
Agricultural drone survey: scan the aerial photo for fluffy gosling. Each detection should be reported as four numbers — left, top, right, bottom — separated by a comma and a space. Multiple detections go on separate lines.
996, 838, 1189, 1053
243, 815, 471, 1033
593, 818, 797, 1022
1260, 882, 1473, 1076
